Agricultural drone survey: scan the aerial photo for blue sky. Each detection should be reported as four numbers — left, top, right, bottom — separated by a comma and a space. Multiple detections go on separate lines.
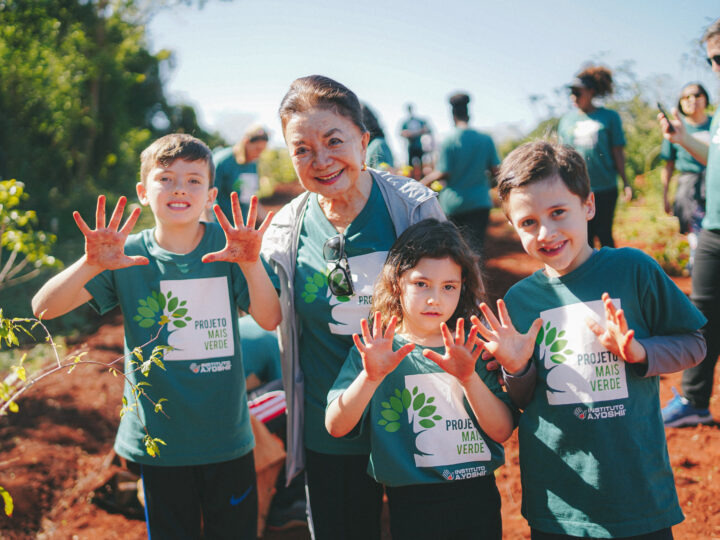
148, 1, 718, 161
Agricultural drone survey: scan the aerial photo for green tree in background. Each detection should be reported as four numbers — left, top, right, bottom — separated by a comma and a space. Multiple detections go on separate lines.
0, 0, 224, 237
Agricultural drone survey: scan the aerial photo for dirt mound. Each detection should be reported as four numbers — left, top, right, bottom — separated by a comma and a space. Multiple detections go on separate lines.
2, 204, 719, 539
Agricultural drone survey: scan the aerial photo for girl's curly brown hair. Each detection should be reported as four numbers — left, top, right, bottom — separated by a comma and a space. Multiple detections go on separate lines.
371, 219, 486, 332
577, 65, 614, 97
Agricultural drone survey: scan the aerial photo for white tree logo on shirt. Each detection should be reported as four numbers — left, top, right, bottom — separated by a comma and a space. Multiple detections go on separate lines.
378, 385, 443, 457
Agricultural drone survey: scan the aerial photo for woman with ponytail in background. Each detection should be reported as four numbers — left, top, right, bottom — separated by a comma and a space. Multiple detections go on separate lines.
558, 65, 631, 248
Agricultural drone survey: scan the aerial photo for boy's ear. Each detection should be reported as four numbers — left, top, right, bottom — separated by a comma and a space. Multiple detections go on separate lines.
584, 192, 596, 221
136, 182, 149, 206
206, 187, 218, 208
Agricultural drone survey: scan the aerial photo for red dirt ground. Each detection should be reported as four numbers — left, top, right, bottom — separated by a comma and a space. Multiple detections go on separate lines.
1, 190, 719, 539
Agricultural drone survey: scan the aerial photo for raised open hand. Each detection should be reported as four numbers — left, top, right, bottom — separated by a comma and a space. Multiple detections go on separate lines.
73, 195, 149, 270
470, 299, 542, 374
423, 319, 483, 384
202, 193, 274, 265
586, 292, 646, 364
353, 312, 415, 382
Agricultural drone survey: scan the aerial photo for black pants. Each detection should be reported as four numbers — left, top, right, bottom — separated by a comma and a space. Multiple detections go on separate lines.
450, 208, 490, 257
682, 228, 720, 408
304, 449, 383, 540
531, 526, 673, 539
588, 188, 618, 248
140, 452, 257, 540
386, 474, 501, 540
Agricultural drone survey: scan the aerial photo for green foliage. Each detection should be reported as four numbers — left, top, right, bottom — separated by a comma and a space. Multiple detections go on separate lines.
0, 485, 13, 517
258, 148, 298, 193
378, 386, 442, 433
0, 0, 223, 236
0, 180, 61, 291
536, 322, 573, 364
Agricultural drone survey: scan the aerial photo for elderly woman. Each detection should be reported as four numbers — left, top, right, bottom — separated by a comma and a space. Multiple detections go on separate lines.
261, 75, 444, 540
212, 124, 269, 219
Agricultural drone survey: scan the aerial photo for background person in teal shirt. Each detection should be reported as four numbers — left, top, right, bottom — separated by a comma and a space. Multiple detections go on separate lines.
558, 66, 631, 248
659, 18, 720, 429
362, 103, 395, 171
421, 92, 500, 256
660, 82, 712, 270
212, 124, 269, 220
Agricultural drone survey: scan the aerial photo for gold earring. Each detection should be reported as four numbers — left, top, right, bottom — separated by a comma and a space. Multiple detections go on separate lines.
361, 161, 367, 171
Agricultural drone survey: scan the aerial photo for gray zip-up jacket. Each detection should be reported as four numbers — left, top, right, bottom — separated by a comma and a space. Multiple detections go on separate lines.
260, 169, 445, 482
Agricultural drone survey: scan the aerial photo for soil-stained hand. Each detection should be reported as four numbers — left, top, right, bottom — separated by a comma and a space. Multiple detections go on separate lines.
586, 292, 646, 364
202, 193, 274, 265
423, 319, 483, 384
73, 195, 149, 270
470, 299, 542, 375
353, 312, 415, 382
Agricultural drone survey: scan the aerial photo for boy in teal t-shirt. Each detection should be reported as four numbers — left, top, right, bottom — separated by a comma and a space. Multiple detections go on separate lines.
482, 141, 706, 538
32, 133, 281, 539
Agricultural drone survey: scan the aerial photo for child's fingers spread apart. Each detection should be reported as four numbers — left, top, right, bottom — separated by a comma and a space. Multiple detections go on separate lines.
244, 195, 258, 228
119, 206, 142, 236
107, 196, 127, 230
479, 302, 501, 329
372, 311, 382, 337
360, 317, 372, 343
585, 316, 604, 337
422, 348, 444, 366
257, 211, 275, 235
384, 315, 398, 339
95, 194, 107, 229
128, 255, 150, 266
73, 211, 92, 235
352, 333, 366, 352
455, 318, 465, 344
213, 204, 233, 230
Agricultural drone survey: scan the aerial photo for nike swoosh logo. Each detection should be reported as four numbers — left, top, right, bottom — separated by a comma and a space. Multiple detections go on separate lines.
229, 485, 253, 506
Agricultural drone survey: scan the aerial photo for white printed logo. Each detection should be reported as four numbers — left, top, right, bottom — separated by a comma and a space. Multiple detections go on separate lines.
539, 300, 628, 405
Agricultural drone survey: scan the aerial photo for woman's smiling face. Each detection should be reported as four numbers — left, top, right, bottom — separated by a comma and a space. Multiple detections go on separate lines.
283, 108, 369, 200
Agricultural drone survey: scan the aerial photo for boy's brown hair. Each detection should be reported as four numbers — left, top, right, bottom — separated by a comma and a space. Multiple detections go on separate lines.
139, 133, 215, 187
497, 141, 590, 218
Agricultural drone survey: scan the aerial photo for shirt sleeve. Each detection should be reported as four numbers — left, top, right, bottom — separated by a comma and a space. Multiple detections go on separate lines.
634, 331, 707, 377
502, 361, 537, 410
326, 347, 367, 439
639, 251, 707, 336
608, 109, 626, 147
659, 139, 676, 162
231, 255, 280, 314
85, 270, 119, 315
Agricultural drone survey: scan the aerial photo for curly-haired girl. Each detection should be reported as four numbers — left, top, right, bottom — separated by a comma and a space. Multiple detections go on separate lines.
326, 218, 516, 540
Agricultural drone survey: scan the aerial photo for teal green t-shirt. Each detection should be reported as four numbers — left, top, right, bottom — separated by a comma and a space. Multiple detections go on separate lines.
503, 248, 706, 538
436, 127, 499, 216
660, 116, 712, 174
558, 107, 626, 193
294, 180, 396, 454
213, 146, 259, 219
328, 335, 511, 487
85, 223, 278, 466
702, 113, 720, 230
238, 315, 281, 389
367, 137, 395, 169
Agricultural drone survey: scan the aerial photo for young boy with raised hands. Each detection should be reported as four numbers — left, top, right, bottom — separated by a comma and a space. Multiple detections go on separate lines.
475, 140, 706, 539
32, 133, 280, 539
